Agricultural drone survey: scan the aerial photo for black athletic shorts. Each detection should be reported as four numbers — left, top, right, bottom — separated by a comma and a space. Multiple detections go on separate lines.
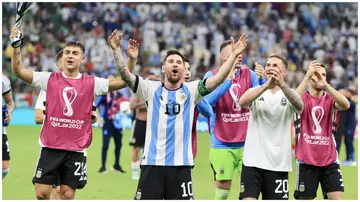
294, 162, 344, 199
129, 120, 146, 147
240, 164, 289, 200
135, 165, 194, 200
51, 156, 87, 189
32, 147, 87, 189
2, 134, 10, 161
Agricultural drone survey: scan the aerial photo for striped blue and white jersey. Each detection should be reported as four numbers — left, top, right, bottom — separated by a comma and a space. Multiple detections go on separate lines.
134, 75, 202, 166
2, 75, 12, 134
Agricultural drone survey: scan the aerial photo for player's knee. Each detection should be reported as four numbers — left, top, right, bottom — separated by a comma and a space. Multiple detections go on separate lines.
134, 147, 140, 153
242, 197, 257, 200
35, 189, 50, 200
2, 161, 9, 170
216, 180, 232, 190
2, 169, 9, 179
60, 187, 75, 199
327, 192, 343, 200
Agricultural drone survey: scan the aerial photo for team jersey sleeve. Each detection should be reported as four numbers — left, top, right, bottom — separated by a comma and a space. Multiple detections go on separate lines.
94, 77, 109, 96
196, 98, 214, 118
202, 70, 231, 106
250, 70, 260, 87
133, 75, 160, 101
2, 75, 11, 95
247, 86, 261, 111
204, 80, 232, 106
31, 72, 51, 91
35, 90, 46, 110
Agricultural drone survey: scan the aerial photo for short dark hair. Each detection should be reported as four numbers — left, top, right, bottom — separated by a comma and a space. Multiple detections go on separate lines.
183, 56, 189, 63
65, 41, 85, 54
163, 50, 185, 64
269, 54, 288, 69
56, 50, 63, 62
219, 40, 232, 53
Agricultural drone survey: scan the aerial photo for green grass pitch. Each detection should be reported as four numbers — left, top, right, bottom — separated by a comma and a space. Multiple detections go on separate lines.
2, 126, 358, 199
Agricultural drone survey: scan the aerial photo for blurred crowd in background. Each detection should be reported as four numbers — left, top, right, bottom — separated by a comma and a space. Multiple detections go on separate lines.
2, 2, 358, 108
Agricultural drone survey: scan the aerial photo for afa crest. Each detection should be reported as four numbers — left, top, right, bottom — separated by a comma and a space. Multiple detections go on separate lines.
36, 168, 42, 178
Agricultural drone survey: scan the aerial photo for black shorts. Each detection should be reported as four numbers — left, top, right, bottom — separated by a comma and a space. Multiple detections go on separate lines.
32, 147, 87, 189
135, 165, 194, 200
2, 134, 10, 161
240, 164, 289, 200
294, 162, 344, 199
51, 156, 87, 189
129, 120, 146, 147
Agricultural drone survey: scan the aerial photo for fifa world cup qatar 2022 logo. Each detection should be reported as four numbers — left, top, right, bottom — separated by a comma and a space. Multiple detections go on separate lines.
62, 87, 77, 117
311, 106, 324, 134
229, 84, 241, 111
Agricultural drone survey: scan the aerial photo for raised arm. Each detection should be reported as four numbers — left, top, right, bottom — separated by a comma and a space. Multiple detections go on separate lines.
239, 78, 275, 109
204, 34, 248, 91
203, 68, 235, 106
109, 37, 139, 92
313, 71, 350, 111
271, 68, 304, 113
196, 99, 214, 118
296, 61, 323, 96
10, 26, 33, 84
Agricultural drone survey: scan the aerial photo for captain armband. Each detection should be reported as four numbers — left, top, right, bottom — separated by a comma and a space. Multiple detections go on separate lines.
197, 79, 212, 97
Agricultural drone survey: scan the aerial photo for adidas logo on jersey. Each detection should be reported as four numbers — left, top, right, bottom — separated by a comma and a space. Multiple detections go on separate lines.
258, 97, 264, 101
282, 193, 288, 199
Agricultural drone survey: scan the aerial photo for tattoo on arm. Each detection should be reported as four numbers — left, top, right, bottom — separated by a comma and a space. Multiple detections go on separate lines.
281, 85, 303, 112
113, 49, 135, 90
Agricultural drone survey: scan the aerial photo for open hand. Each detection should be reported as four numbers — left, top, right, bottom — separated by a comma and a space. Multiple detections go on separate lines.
108, 29, 123, 50
127, 39, 139, 60
265, 77, 277, 89
306, 60, 323, 81
268, 67, 285, 88
314, 70, 328, 90
231, 33, 248, 56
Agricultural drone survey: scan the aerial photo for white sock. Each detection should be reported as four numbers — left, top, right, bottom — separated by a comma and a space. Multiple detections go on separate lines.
131, 161, 140, 179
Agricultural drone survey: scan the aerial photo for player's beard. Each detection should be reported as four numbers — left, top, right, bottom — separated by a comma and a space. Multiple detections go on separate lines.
167, 73, 182, 84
